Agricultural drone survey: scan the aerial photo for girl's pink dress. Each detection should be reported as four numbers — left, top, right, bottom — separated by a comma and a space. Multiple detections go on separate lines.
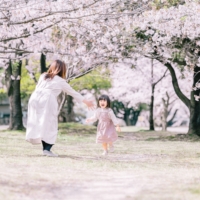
89, 108, 118, 143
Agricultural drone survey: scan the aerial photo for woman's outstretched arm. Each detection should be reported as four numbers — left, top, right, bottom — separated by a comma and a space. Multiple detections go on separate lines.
60, 80, 94, 109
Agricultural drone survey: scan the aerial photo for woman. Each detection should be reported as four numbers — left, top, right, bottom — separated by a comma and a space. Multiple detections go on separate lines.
26, 60, 94, 157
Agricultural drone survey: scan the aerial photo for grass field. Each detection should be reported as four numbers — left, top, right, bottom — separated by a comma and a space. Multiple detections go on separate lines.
1, 123, 200, 200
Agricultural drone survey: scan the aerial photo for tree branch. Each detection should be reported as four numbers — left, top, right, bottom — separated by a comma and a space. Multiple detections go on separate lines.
167, 109, 178, 126
0, 20, 60, 42
165, 62, 191, 109
154, 69, 168, 86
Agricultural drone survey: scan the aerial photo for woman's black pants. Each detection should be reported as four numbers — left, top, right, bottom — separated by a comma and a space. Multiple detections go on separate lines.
42, 140, 53, 151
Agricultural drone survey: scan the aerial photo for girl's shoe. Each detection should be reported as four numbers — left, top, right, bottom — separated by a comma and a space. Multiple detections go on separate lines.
43, 150, 58, 157
102, 150, 108, 156
109, 146, 114, 153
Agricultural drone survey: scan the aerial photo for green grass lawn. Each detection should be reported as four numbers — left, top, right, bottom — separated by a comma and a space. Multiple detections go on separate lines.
1, 123, 200, 200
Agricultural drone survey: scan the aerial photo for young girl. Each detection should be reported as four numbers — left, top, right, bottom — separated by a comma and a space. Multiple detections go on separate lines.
86, 95, 121, 155
26, 60, 94, 157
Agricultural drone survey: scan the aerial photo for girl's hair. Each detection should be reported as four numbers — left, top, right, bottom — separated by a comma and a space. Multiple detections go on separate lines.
44, 60, 67, 80
98, 95, 111, 108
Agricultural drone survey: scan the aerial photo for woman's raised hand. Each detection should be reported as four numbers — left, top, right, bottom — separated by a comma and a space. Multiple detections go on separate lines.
83, 99, 95, 110
116, 125, 121, 132
85, 118, 91, 123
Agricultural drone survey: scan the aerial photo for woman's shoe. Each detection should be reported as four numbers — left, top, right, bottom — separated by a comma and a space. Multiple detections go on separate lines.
43, 150, 58, 157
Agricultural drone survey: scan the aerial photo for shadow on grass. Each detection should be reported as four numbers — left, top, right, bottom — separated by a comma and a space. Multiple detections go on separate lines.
146, 134, 200, 142
27, 154, 109, 161
58, 154, 102, 160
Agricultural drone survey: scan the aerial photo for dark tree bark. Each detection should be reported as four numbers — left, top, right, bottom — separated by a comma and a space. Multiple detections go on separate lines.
165, 63, 191, 108
149, 59, 155, 130
129, 109, 141, 126
57, 94, 76, 122
188, 65, 200, 135
124, 108, 131, 126
66, 95, 75, 122
26, 59, 37, 83
161, 93, 169, 131
149, 84, 155, 130
5, 60, 24, 130
112, 101, 140, 126
167, 109, 178, 127
164, 62, 200, 135
57, 93, 67, 122
40, 53, 47, 73
149, 59, 168, 131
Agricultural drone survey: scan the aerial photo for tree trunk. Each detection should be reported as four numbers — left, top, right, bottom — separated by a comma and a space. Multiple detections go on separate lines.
167, 109, 178, 126
124, 109, 131, 126
5, 60, 24, 130
57, 93, 67, 122
188, 66, 200, 135
26, 59, 37, 83
40, 53, 47, 73
165, 63, 191, 108
161, 97, 168, 131
149, 59, 155, 130
163, 62, 200, 135
66, 95, 75, 122
149, 84, 155, 130
130, 110, 141, 126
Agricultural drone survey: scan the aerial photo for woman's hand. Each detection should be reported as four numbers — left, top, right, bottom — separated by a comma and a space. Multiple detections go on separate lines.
85, 118, 92, 123
83, 99, 95, 110
116, 125, 121, 132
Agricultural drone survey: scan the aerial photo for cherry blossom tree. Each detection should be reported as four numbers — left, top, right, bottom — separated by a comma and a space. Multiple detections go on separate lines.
135, 58, 168, 130
109, 55, 192, 129
0, 0, 195, 130
136, 2, 200, 135
109, 59, 164, 128
0, 0, 155, 130
106, 1, 200, 134
154, 67, 192, 130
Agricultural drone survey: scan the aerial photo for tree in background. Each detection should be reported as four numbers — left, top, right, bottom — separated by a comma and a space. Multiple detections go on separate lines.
109, 60, 167, 128
130, 2, 199, 134
135, 58, 168, 130
112, 100, 146, 126
0, 89, 7, 103
4, 60, 23, 130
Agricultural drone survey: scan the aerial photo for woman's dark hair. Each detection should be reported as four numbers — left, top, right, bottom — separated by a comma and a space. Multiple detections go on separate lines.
44, 60, 67, 80
98, 95, 111, 108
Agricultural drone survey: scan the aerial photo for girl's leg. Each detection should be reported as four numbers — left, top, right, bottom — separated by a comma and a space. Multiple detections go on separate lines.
102, 143, 108, 151
108, 142, 114, 152
108, 142, 113, 148
102, 143, 108, 155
